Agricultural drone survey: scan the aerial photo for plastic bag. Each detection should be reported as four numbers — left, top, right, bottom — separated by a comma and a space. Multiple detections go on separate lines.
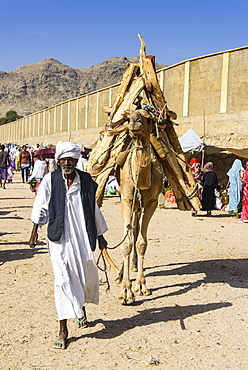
215, 190, 222, 210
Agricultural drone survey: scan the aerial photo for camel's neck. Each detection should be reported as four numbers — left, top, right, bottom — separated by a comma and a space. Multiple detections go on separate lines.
134, 135, 150, 149
131, 140, 152, 190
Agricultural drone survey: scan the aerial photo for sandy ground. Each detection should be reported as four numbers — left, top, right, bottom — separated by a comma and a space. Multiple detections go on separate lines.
1, 172, 248, 370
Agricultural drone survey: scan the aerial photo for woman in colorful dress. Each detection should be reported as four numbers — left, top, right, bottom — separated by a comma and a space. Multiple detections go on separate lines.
240, 162, 248, 222
189, 158, 202, 216
226, 159, 244, 216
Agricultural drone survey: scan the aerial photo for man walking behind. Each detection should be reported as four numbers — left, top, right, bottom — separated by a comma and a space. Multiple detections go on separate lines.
19, 145, 31, 183
0, 144, 10, 189
29, 141, 108, 349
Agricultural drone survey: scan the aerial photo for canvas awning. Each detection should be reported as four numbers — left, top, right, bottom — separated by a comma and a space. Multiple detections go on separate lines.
179, 129, 248, 159
179, 129, 204, 152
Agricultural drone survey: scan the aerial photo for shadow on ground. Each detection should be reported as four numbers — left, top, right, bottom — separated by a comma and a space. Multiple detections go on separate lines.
145, 258, 248, 294
0, 246, 47, 265
68, 301, 232, 344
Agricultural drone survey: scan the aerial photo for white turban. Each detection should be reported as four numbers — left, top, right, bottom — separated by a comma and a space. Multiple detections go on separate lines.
55, 141, 81, 162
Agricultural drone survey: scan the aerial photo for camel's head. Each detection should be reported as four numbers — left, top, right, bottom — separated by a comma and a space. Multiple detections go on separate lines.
128, 109, 154, 140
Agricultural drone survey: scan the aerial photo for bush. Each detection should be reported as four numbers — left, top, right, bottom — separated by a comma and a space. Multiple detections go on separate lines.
0, 110, 23, 125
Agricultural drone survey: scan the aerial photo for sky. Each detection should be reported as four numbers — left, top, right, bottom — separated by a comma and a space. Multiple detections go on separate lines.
0, 0, 247, 72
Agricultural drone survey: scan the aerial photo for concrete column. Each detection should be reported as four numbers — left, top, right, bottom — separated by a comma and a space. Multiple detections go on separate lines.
183, 61, 190, 117
158, 70, 164, 92
68, 101, 71, 132
6, 123, 9, 142
76, 98, 79, 130
3, 125, 5, 142
38, 113, 41, 137
29, 117, 32, 140
85, 95, 88, 128
54, 106, 57, 133
109, 87, 112, 107
48, 108, 51, 134
42, 111, 46, 136
13, 121, 15, 142
220, 52, 229, 114
24, 116, 27, 139
96, 92, 99, 127
29, 116, 32, 138
60, 104, 63, 132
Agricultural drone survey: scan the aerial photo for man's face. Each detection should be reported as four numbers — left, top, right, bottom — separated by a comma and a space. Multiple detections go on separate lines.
59, 157, 77, 175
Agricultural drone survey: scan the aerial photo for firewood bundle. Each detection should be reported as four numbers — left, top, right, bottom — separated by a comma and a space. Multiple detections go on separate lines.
87, 35, 201, 211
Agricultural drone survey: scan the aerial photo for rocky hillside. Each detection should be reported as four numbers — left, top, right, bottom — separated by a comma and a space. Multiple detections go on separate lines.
0, 57, 166, 117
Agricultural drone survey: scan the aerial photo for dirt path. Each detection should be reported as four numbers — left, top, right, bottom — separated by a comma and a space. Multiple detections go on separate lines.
0, 172, 248, 370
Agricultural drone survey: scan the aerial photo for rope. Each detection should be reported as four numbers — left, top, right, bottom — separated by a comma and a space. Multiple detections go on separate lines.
157, 102, 168, 123
96, 250, 110, 291
158, 136, 191, 168
177, 183, 200, 202
96, 151, 142, 288
106, 224, 132, 250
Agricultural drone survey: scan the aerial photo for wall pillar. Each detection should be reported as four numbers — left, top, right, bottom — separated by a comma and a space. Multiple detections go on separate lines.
183, 61, 190, 117
85, 95, 89, 128
220, 52, 229, 114
96, 92, 99, 127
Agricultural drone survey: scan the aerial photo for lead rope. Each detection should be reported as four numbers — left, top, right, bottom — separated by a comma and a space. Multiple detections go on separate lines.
96, 250, 111, 291
96, 143, 142, 290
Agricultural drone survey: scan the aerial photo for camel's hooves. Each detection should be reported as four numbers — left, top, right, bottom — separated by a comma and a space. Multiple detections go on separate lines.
118, 296, 135, 305
126, 298, 135, 305
134, 290, 143, 296
144, 289, 151, 296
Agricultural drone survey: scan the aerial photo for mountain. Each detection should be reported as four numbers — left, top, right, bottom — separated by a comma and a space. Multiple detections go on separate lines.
0, 57, 166, 117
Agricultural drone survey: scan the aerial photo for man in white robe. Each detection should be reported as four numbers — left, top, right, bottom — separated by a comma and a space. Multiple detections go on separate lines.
29, 141, 108, 349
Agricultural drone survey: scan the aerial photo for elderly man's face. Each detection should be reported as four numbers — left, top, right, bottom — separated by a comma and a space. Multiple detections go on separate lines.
59, 157, 78, 175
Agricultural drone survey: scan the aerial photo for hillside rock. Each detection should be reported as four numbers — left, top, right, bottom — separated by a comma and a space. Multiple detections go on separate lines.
0, 57, 166, 117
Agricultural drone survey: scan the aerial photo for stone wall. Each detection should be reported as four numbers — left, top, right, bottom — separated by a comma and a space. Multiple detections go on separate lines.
0, 46, 247, 149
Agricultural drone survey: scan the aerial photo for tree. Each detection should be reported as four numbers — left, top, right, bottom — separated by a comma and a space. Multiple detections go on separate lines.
0, 110, 23, 125
0, 117, 7, 125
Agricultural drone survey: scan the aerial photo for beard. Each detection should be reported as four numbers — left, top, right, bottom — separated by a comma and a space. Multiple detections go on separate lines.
61, 164, 75, 175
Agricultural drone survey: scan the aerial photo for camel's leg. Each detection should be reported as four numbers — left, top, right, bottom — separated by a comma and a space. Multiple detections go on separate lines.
116, 205, 141, 281
131, 209, 141, 272
118, 197, 135, 305
133, 196, 158, 296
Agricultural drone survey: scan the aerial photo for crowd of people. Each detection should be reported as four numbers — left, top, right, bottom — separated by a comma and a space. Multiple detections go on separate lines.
3, 141, 247, 221
0, 143, 38, 188
0, 142, 91, 192
189, 157, 248, 222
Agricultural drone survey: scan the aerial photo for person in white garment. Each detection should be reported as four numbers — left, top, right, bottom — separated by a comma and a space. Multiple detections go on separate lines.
28, 154, 49, 194
29, 141, 108, 350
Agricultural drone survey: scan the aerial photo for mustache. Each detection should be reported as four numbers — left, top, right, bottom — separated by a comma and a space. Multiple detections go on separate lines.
62, 165, 74, 169
61, 164, 75, 174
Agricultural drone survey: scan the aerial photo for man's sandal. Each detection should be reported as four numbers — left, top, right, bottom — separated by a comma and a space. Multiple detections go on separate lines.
77, 316, 88, 328
53, 339, 67, 349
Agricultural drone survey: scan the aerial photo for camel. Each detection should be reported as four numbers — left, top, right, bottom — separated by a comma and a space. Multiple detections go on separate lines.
117, 109, 163, 305
87, 36, 201, 304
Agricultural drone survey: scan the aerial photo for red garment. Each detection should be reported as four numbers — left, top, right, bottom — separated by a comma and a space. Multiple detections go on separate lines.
189, 158, 202, 186
189, 158, 199, 166
241, 162, 248, 221
189, 158, 202, 205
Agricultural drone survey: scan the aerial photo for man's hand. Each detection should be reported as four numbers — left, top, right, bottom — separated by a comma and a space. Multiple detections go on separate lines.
29, 224, 39, 248
98, 234, 108, 250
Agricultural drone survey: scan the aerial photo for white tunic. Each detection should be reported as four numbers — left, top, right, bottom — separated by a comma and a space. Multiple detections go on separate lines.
31, 172, 107, 320
29, 159, 48, 180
